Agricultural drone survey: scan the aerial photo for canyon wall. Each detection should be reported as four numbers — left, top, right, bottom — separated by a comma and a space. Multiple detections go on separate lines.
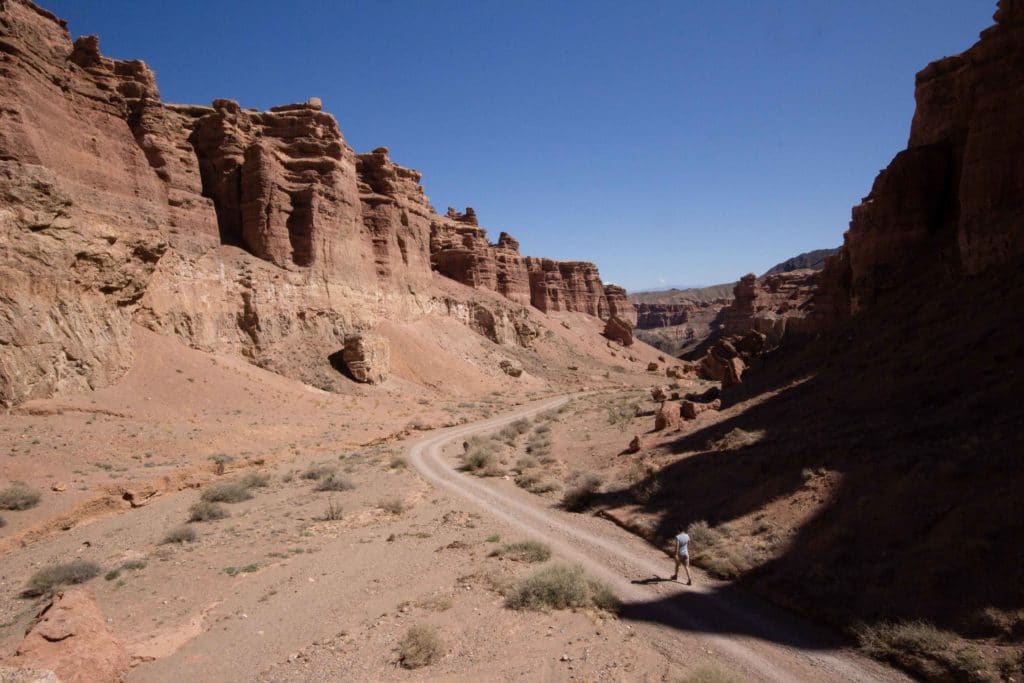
0, 0, 613, 405
818, 0, 1024, 320
720, 270, 819, 342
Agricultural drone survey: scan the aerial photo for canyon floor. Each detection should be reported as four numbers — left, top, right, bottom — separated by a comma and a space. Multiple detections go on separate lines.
0, 319, 911, 682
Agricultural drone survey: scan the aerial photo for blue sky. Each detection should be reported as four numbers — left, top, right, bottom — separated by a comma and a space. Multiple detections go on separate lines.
46, 1, 994, 291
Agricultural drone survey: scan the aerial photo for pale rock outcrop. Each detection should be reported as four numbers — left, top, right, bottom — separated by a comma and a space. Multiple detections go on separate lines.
340, 333, 390, 384
12, 588, 130, 683
602, 316, 634, 346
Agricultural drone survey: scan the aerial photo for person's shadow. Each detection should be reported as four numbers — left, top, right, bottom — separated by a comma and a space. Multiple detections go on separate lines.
630, 575, 674, 585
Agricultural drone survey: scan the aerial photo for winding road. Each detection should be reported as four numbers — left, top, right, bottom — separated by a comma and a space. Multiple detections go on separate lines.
408, 395, 908, 682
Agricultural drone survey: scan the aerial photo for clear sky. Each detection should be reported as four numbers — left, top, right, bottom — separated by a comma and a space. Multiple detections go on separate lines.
45, 1, 994, 291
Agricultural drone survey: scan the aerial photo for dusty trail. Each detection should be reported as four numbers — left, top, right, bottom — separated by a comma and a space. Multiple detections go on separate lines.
408, 395, 908, 683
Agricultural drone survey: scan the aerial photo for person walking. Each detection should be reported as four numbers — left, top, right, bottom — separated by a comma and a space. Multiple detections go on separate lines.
670, 530, 692, 584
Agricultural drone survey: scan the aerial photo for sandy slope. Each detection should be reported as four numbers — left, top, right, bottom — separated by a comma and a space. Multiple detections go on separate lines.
408, 397, 909, 683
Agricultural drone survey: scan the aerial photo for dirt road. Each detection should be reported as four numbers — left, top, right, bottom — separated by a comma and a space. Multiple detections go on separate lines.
408, 395, 908, 682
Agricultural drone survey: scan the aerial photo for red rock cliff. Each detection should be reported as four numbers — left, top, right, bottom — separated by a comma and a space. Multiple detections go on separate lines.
819, 1, 1024, 319
0, 0, 614, 404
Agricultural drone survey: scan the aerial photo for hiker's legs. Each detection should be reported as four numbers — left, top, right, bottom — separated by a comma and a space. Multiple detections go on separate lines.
672, 553, 680, 579
682, 554, 692, 584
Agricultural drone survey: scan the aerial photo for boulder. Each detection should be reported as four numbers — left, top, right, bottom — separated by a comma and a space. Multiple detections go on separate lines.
13, 588, 130, 683
626, 434, 643, 454
654, 402, 680, 431
680, 399, 721, 420
499, 359, 523, 377
685, 386, 721, 404
341, 333, 390, 384
646, 362, 659, 372
602, 316, 634, 346
722, 357, 746, 388
666, 363, 698, 379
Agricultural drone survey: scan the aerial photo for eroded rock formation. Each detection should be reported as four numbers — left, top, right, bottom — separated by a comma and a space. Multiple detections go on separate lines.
721, 270, 819, 342
818, 0, 1024, 320
0, 0, 615, 405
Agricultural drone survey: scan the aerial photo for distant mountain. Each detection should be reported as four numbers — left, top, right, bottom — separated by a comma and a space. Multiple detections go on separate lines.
762, 248, 838, 276
628, 283, 734, 305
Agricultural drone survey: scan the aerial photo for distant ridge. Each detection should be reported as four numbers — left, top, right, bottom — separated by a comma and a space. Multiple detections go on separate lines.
761, 248, 838, 276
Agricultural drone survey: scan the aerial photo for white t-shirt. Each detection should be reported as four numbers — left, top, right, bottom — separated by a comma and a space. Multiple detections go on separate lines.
675, 532, 690, 556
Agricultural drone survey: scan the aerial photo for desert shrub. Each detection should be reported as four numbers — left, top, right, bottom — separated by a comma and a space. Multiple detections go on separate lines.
320, 499, 343, 521
399, 624, 445, 669
0, 483, 41, 511
200, 481, 252, 503
389, 456, 407, 469
855, 620, 991, 681
239, 472, 270, 489
686, 520, 719, 548
121, 559, 147, 571
515, 472, 558, 494
682, 664, 741, 683
534, 423, 551, 434
0, 515, 5, 528
490, 540, 551, 563
189, 501, 229, 522
511, 418, 532, 434
462, 444, 504, 477
377, 498, 405, 514
301, 465, 335, 480
562, 474, 602, 512
210, 454, 234, 474
22, 559, 101, 597
506, 563, 618, 612
526, 434, 551, 455
485, 533, 501, 543
314, 474, 355, 492
516, 455, 539, 470
161, 525, 197, 544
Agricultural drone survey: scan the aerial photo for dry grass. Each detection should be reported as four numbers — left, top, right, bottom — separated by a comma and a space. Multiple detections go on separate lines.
162, 525, 198, 544
377, 498, 405, 514
562, 473, 602, 512
399, 624, 445, 669
0, 483, 41, 511
301, 465, 335, 480
238, 472, 270, 489
188, 501, 229, 522
320, 498, 344, 521
685, 521, 753, 580
314, 474, 355, 492
22, 559, 101, 597
200, 481, 253, 503
489, 540, 551, 563
515, 471, 559, 494
506, 563, 618, 612
462, 440, 504, 477
855, 620, 995, 682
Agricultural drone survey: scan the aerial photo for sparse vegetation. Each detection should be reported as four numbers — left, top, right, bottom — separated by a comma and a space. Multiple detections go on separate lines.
238, 472, 270, 489
188, 500, 229, 522
22, 559, 101, 597
398, 624, 445, 669
485, 533, 501, 543
314, 474, 355, 492
489, 540, 551, 563
210, 453, 234, 474
515, 471, 559, 494
855, 620, 995, 682
0, 483, 41, 511
389, 455, 407, 469
320, 498, 344, 521
224, 564, 259, 577
301, 465, 335, 480
462, 440, 504, 477
162, 525, 198, 544
562, 473, 602, 512
377, 498, 405, 514
506, 563, 618, 612
200, 481, 253, 503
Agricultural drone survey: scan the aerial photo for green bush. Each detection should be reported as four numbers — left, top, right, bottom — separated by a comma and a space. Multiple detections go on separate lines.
200, 481, 252, 503
0, 483, 41, 511
489, 540, 551, 563
399, 624, 445, 669
162, 525, 198, 544
23, 559, 101, 597
506, 564, 618, 612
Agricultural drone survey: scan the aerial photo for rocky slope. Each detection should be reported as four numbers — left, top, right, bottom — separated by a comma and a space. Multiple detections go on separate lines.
762, 248, 837, 276
0, 0, 623, 406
